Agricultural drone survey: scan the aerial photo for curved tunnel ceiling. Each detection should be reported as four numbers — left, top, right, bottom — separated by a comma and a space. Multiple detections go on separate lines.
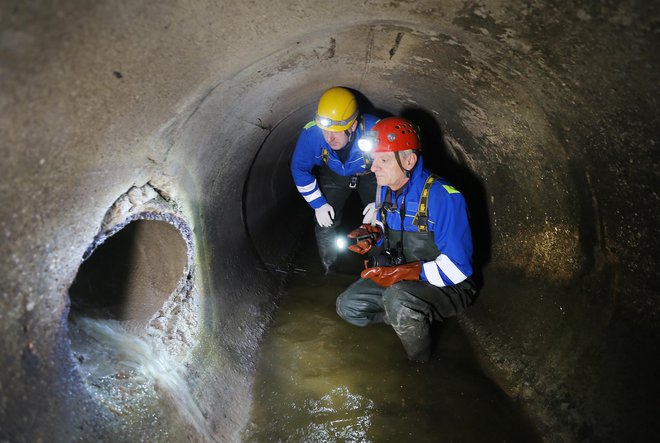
1, 1, 658, 441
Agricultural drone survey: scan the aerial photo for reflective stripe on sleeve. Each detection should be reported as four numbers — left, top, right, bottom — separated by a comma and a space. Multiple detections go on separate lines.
422, 260, 446, 287
297, 180, 318, 193
423, 254, 467, 287
436, 254, 467, 284
303, 188, 323, 203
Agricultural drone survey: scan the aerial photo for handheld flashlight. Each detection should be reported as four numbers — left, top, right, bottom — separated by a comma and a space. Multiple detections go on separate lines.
335, 231, 379, 251
354, 231, 379, 243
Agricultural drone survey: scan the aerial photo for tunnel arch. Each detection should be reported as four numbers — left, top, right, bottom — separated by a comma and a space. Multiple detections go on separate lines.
1, 2, 658, 442
180, 19, 625, 441
208, 20, 583, 284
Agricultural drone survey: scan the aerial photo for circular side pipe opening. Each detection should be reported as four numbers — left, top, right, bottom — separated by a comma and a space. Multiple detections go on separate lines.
69, 219, 188, 322
65, 185, 203, 436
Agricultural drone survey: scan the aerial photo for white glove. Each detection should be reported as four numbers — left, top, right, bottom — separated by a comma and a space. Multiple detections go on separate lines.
315, 203, 335, 227
362, 202, 377, 225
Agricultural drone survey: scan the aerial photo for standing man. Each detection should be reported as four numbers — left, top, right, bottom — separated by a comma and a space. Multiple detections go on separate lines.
291, 87, 379, 274
336, 117, 477, 362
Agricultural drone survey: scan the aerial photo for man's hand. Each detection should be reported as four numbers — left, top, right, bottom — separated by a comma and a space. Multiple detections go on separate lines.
315, 203, 335, 227
362, 202, 377, 225
347, 224, 381, 254
361, 262, 422, 287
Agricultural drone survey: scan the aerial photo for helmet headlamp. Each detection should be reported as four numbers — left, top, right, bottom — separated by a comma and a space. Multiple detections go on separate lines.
317, 117, 332, 128
315, 111, 358, 131
358, 131, 377, 152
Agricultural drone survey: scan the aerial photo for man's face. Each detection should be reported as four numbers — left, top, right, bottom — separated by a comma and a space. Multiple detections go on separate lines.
322, 129, 350, 151
370, 151, 415, 190
321, 120, 358, 151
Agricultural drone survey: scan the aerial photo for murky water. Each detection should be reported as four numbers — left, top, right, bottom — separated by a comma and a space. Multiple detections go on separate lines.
244, 233, 541, 442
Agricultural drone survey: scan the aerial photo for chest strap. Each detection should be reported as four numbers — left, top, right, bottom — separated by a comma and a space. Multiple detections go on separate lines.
412, 174, 438, 232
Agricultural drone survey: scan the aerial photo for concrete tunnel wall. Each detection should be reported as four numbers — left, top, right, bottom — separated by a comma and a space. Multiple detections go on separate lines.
1, 0, 658, 441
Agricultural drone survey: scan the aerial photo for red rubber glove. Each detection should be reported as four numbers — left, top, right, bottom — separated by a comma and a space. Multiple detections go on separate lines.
347, 224, 382, 255
361, 262, 422, 287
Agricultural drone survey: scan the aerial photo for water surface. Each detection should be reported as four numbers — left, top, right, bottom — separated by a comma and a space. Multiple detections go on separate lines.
245, 234, 540, 442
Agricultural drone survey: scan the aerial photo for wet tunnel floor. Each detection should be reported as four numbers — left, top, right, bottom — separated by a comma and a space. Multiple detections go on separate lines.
244, 230, 540, 442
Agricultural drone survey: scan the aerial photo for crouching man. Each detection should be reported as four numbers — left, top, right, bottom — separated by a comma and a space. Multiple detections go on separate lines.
336, 117, 477, 362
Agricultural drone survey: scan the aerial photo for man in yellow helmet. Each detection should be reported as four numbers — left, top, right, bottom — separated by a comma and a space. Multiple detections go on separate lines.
291, 87, 379, 274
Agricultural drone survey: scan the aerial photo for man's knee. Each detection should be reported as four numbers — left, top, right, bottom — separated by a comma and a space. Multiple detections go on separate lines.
382, 287, 427, 326
336, 292, 368, 326
335, 292, 349, 317
336, 281, 386, 327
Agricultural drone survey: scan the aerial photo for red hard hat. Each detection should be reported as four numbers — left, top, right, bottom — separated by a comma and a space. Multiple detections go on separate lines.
371, 117, 421, 153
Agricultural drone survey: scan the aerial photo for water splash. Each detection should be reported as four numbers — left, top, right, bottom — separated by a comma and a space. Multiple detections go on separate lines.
75, 317, 213, 441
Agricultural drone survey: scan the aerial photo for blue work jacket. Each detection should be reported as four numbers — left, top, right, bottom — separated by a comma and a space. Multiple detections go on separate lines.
376, 156, 473, 288
290, 114, 379, 209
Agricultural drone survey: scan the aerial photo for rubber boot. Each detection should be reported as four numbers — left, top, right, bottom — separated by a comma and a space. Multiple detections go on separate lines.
397, 330, 431, 363
390, 318, 431, 362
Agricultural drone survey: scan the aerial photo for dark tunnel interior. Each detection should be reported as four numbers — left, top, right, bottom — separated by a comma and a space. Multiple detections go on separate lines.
69, 219, 188, 322
1, 1, 659, 442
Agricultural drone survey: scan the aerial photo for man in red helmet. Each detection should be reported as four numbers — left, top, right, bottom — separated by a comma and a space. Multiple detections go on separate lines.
336, 117, 477, 362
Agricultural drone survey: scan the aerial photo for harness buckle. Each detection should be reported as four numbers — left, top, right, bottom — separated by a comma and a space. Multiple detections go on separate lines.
349, 176, 358, 189
413, 215, 428, 228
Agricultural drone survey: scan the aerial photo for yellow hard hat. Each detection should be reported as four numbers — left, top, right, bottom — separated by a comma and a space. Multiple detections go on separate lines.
315, 87, 358, 132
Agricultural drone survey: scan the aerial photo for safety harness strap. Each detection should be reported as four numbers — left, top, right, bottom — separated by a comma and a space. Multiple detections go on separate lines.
412, 174, 438, 232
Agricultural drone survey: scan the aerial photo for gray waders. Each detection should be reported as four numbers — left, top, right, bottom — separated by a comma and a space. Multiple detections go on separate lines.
336, 229, 476, 362
315, 166, 376, 273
